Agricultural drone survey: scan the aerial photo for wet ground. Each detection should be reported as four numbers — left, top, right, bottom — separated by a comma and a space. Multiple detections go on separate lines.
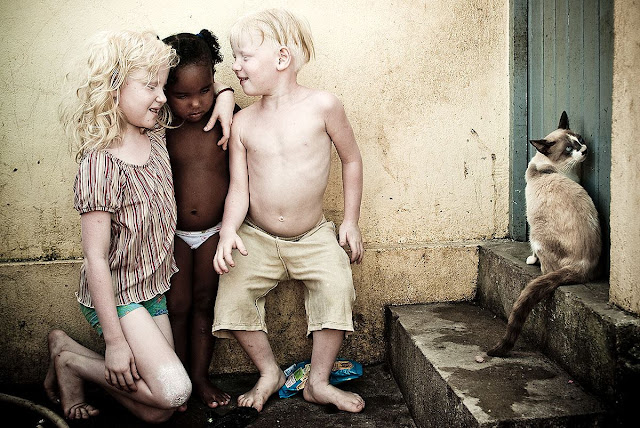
1, 363, 416, 428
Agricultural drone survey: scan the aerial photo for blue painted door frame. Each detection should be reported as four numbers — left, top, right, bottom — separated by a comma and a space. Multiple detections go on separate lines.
509, 0, 612, 266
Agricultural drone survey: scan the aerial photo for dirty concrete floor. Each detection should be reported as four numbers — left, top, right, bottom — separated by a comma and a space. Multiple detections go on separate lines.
1, 363, 417, 428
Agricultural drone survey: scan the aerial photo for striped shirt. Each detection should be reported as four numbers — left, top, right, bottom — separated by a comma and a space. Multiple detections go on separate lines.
73, 130, 178, 307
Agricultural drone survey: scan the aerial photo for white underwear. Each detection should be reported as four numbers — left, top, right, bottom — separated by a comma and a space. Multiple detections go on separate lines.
175, 223, 222, 250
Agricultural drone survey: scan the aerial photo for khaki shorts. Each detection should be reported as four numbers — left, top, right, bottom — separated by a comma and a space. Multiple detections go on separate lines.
212, 217, 356, 338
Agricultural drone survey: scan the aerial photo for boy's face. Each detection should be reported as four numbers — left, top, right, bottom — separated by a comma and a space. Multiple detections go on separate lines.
119, 68, 169, 130
165, 64, 215, 123
231, 31, 279, 96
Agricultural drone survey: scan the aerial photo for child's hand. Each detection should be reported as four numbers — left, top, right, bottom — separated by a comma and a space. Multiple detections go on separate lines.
104, 339, 139, 393
204, 89, 235, 150
213, 231, 248, 274
339, 221, 364, 264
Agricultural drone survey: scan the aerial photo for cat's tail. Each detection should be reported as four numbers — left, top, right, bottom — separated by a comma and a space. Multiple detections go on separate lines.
487, 266, 582, 357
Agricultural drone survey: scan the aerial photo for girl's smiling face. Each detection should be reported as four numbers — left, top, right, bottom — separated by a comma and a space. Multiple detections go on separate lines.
118, 68, 169, 130
165, 64, 215, 123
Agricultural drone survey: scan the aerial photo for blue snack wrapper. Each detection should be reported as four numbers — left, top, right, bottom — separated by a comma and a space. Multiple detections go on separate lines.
278, 359, 363, 398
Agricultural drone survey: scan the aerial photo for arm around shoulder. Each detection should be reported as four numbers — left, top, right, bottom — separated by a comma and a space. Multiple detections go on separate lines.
204, 82, 237, 147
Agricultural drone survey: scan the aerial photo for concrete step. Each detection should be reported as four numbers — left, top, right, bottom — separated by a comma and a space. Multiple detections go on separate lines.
388, 302, 607, 428
477, 241, 640, 425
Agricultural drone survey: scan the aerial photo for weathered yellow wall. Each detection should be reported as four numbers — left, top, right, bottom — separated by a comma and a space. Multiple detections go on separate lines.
610, 0, 640, 315
0, 0, 511, 383
0, 0, 510, 259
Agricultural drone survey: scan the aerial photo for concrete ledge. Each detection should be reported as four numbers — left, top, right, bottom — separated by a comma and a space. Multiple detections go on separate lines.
477, 241, 640, 425
388, 303, 605, 427
1, 244, 478, 383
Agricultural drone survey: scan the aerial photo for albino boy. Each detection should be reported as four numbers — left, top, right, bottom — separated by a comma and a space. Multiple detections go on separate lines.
213, 8, 365, 413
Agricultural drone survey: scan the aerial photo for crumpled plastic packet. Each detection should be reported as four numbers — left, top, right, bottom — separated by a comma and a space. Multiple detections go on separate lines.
278, 359, 363, 398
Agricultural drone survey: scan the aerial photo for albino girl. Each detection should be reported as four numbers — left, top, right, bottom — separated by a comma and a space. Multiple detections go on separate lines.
46, 30, 193, 423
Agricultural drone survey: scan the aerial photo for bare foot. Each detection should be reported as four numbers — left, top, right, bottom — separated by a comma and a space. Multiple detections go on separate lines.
193, 378, 231, 408
44, 329, 70, 403
303, 382, 365, 413
54, 350, 100, 419
66, 402, 101, 420
237, 368, 285, 412
44, 329, 103, 404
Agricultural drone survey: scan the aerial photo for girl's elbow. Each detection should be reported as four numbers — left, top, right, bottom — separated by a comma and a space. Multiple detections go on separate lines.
84, 255, 110, 268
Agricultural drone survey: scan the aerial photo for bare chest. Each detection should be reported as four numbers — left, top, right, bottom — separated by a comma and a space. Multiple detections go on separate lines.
167, 127, 227, 170
244, 116, 331, 166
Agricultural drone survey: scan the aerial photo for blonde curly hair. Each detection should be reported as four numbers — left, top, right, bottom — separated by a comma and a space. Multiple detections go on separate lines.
60, 30, 178, 161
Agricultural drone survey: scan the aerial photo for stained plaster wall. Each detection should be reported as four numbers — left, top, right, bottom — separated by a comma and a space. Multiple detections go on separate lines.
610, 0, 640, 315
0, 0, 510, 383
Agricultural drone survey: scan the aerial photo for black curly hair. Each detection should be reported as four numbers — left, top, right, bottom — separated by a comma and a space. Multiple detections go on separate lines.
162, 29, 223, 86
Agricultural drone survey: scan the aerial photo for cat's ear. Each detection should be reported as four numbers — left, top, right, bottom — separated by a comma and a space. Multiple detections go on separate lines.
558, 111, 569, 129
530, 139, 555, 154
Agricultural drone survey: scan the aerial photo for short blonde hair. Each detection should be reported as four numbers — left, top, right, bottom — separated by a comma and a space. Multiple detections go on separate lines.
230, 8, 315, 71
60, 30, 178, 160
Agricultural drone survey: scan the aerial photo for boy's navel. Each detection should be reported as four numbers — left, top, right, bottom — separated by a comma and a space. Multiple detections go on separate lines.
278, 216, 284, 222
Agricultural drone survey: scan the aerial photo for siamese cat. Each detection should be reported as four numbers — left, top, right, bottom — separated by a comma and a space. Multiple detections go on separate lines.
487, 111, 601, 357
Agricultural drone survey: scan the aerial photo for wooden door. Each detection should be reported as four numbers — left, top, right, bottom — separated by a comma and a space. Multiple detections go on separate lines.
510, 0, 612, 266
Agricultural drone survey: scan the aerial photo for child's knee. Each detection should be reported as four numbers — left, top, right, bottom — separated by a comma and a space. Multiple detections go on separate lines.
154, 364, 192, 409
166, 294, 191, 316
191, 291, 215, 313
47, 328, 66, 345
326, 280, 356, 306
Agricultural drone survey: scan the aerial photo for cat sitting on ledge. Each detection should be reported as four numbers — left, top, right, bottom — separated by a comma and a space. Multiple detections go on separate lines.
487, 111, 601, 357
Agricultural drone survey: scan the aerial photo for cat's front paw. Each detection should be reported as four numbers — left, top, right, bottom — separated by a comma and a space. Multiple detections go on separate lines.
526, 255, 538, 265
487, 343, 511, 358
